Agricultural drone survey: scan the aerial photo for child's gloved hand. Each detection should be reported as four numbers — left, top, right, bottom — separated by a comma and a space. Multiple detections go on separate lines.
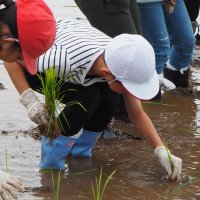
19, 88, 49, 126
154, 146, 182, 180
0, 169, 24, 199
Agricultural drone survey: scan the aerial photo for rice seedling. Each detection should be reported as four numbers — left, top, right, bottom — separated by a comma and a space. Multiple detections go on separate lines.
39, 169, 62, 200
5, 148, 8, 173
164, 143, 174, 174
51, 170, 62, 200
37, 68, 86, 140
142, 101, 176, 106
177, 128, 195, 134
167, 173, 200, 195
91, 168, 116, 200
65, 168, 97, 178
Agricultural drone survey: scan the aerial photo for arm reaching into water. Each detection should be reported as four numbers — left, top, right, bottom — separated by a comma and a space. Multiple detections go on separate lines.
123, 93, 182, 180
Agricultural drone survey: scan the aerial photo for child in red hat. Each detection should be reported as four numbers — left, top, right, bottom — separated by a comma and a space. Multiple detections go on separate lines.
0, 0, 56, 199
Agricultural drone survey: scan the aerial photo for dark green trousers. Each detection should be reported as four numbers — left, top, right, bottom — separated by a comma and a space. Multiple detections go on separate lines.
75, 0, 142, 37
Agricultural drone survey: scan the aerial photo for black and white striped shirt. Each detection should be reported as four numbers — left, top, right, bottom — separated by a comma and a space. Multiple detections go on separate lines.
37, 18, 112, 86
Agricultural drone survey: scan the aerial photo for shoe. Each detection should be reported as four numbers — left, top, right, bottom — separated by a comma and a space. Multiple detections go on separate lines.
102, 127, 116, 139
70, 130, 102, 157
150, 86, 162, 100
39, 135, 75, 170
164, 67, 189, 88
115, 95, 128, 118
0, 83, 5, 90
158, 73, 176, 91
192, 21, 198, 33
192, 21, 200, 45
195, 33, 200, 46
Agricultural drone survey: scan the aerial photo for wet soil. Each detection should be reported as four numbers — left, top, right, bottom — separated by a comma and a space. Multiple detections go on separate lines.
0, 1, 200, 200
0, 50, 199, 200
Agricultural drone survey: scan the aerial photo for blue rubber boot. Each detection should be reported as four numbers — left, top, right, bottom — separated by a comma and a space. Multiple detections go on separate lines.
70, 130, 102, 157
39, 135, 75, 170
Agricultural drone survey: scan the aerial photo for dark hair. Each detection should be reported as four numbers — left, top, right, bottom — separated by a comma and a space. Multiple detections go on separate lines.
0, 0, 18, 38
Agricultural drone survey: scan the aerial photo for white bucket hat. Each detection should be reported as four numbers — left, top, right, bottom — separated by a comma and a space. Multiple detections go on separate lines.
104, 34, 159, 100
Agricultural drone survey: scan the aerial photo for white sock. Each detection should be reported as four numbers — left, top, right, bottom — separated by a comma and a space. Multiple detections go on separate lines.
166, 62, 188, 74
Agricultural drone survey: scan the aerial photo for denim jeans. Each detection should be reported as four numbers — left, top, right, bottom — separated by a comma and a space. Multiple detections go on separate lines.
138, 0, 196, 74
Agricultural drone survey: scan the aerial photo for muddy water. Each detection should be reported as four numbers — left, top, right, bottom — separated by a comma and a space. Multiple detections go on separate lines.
0, 1, 200, 200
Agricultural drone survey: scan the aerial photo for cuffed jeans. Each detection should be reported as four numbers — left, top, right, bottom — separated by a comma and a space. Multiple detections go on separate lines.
138, 0, 196, 74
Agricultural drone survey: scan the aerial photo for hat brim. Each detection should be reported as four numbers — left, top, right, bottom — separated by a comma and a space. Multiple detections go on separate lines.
22, 50, 37, 75
121, 71, 159, 100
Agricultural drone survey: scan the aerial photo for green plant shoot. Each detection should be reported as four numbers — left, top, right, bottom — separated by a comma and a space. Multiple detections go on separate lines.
164, 143, 174, 173
91, 168, 116, 200
37, 68, 86, 139
51, 170, 61, 200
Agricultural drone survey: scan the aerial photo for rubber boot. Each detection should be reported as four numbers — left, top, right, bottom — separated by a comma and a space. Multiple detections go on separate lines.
103, 127, 116, 139
164, 67, 189, 88
150, 86, 162, 100
70, 130, 102, 157
39, 135, 75, 170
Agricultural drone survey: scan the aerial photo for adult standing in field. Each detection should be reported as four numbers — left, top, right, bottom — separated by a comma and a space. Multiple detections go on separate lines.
0, 0, 56, 199
1, 13, 182, 183
74, 0, 142, 37
137, 0, 196, 89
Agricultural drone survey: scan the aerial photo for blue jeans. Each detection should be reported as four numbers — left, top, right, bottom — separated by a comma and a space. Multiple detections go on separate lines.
138, 0, 196, 74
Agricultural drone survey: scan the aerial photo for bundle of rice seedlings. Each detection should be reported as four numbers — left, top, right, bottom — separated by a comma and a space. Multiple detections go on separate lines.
38, 68, 85, 140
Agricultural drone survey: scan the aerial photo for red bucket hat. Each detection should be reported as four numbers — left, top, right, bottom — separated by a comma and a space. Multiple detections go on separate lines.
16, 0, 56, 75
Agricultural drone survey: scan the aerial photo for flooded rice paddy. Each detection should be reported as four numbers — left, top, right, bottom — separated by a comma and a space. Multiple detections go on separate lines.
0, 1, 200, 199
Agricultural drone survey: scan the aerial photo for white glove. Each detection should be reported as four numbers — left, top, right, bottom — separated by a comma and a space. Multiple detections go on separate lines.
154, 146, 182, 180
19, 88, 49, 126
0, 169, 24, 199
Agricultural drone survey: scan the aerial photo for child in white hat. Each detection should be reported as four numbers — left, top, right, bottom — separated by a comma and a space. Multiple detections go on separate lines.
4, 19, 182, 196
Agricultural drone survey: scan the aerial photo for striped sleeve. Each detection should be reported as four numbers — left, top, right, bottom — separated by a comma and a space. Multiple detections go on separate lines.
37, 19, 112, 86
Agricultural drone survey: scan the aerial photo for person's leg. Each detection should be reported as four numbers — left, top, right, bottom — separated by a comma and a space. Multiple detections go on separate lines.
130, 0, 142, 35
138, 2, 170, 75
184, 0, 200, 22
71, 82, 120, 157
163, 0, 196, 88
184, 0, 200, 44
75, 0, 139, 37
138, 2, 176, 95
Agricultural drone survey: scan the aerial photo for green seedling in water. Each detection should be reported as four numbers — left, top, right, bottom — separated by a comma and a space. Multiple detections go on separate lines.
40, 169, 62, 200
91, 168, 116, 200
142, 101, 176, 107
164, 143, 174, 175
4, 148, 12, 200
167, 173, 200, 195
65, 168, 97, 178
51, 170, 61, 200
38, 68, 86, 139
5, 148, 8, 173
